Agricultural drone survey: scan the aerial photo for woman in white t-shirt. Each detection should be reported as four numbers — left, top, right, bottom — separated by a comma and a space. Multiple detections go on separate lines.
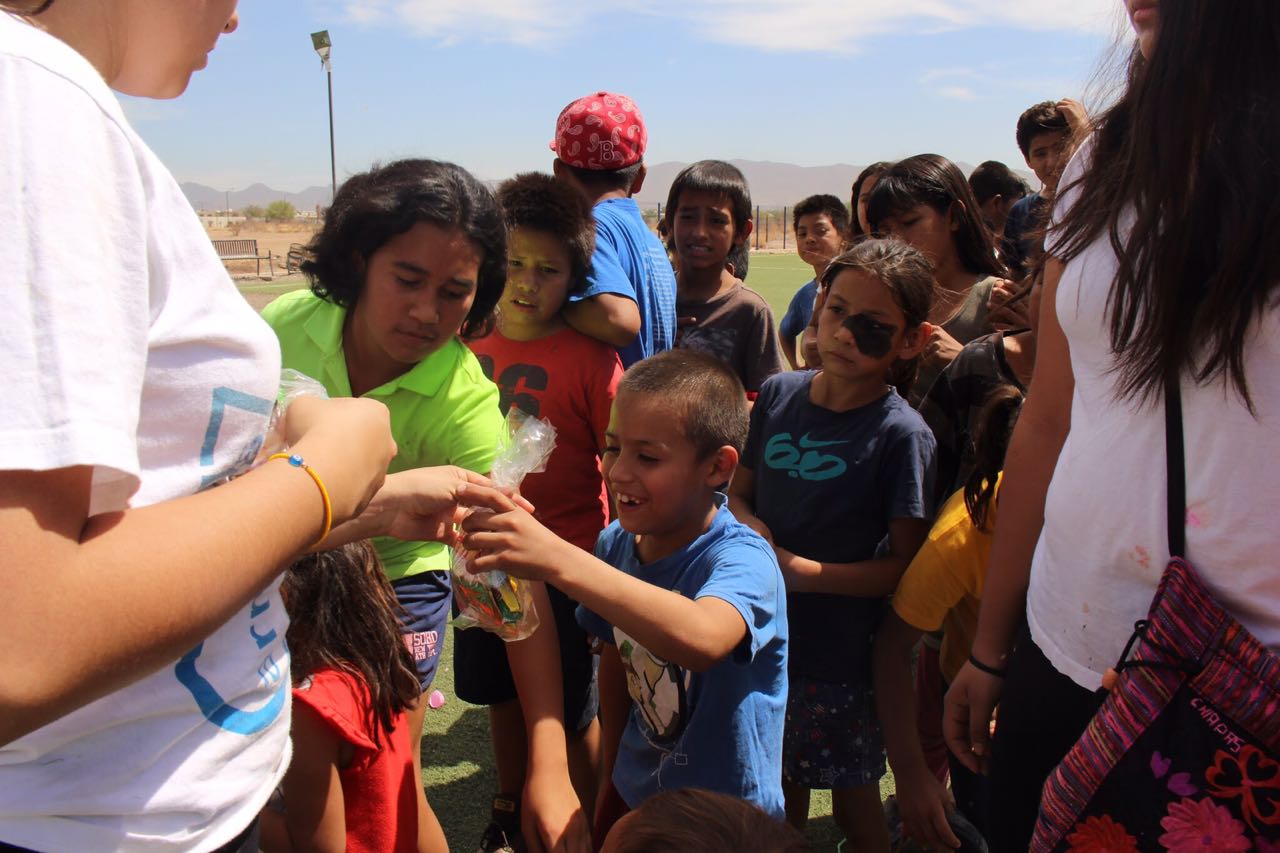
0, 2, 494, 850
942, 1, 1280, 849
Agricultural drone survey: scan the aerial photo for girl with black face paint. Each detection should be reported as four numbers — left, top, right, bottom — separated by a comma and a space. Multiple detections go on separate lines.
730, 238, 937, 851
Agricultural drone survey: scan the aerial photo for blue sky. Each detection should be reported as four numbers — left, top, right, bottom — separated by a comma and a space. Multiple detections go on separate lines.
124, 0, 1130, 194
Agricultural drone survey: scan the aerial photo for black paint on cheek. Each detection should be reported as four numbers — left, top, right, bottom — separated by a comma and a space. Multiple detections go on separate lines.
843, 314, 895, 358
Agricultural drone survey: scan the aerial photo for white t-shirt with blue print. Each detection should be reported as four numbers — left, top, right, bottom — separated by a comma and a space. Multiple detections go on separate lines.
577, 497, 788, 819
0, 15, 286, 850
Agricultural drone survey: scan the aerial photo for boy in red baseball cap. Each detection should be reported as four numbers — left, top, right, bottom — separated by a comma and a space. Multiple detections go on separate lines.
551, 91, 677, 368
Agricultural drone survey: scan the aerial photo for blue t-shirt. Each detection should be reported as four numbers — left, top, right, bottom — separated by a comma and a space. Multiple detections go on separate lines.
778, 278, 818, 341
577, 497, 787, 819
743, 371, 935, 684
570, 197, 677, 368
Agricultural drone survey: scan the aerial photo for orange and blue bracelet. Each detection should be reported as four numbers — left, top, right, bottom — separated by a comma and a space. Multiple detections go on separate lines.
269, 452, 333, 545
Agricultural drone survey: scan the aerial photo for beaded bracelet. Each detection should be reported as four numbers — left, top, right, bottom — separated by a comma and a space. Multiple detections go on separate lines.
269, 453, 333, 545
968, 653, 1008, 678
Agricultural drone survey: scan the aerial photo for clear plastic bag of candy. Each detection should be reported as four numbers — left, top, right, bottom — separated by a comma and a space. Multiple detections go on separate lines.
451, 408, 557, 641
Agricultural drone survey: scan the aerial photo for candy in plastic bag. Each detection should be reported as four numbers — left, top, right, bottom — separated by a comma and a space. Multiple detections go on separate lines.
451, 408, 557, 641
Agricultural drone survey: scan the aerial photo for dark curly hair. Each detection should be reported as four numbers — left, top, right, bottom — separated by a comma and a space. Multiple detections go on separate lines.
497, 172, 596, 295
301, 159, 507, 340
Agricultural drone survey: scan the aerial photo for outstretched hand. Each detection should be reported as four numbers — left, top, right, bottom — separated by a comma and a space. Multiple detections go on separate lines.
379, 467, 530, 545
324, 467, 534, 550
456, 484, 572, 583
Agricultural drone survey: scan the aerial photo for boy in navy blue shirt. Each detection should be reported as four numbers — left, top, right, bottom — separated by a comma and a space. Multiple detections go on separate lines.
780, 194, 848, 369
458, 350, 788, 832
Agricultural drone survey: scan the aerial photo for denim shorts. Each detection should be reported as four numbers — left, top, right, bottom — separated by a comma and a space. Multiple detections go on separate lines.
391, 570, 453, 690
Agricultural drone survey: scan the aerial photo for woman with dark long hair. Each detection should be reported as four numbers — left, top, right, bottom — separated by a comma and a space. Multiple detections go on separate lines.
943, 2, 1280, 849
866, 154, 1009, 404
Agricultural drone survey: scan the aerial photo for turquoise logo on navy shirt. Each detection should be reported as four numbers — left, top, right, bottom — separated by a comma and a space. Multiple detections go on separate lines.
764, 432, 849, 481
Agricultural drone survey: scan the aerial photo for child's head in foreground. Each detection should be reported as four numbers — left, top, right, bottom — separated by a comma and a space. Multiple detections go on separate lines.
283, 541, 420, 745
792, 193, 849, 274
550, 90, 649, 198
494, 171, 596, 341
817, 238, 934, 398
601, 788, 809, 853
662, 160, 754, 279
606, 350, 748, 540
302, 158, 508, 350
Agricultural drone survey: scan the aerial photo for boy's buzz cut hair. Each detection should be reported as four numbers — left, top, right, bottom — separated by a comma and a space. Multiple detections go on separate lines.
663, 160, 753, 235
497, 172, 596, 292
1016, 101, 1070, 158
793, 193, 850, 234
618, 349, 748, 458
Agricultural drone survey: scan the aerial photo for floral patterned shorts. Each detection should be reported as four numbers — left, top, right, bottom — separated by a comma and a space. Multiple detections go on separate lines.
783, 676, 886, 789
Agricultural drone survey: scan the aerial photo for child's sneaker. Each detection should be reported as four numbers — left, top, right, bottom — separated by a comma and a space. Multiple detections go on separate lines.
477, 795, 520, 853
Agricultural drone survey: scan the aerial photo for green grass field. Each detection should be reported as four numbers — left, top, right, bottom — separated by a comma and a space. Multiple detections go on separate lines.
741, 250, 815, 319
246, 250, 887, 851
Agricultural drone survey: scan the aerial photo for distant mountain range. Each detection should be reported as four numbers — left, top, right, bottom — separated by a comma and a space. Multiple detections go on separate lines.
183, 159, 1029, 212
182, 182, 333, 213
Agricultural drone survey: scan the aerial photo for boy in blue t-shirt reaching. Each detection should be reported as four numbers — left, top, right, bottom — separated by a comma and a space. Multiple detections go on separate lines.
457, 349, 788, 835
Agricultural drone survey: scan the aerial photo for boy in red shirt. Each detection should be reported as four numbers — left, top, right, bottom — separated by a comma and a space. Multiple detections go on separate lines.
461, 172, 624, 852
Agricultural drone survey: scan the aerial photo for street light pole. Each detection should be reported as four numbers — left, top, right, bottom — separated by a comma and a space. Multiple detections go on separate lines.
311, 30, 336, 203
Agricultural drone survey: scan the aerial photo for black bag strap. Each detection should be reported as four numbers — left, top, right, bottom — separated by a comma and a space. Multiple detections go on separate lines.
1164, 378, 1187, 559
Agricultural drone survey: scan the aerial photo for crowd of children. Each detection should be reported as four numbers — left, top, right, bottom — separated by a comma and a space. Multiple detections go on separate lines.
7, 2, 1280, 852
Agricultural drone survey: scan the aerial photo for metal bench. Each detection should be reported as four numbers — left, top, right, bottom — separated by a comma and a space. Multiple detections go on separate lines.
286, 243, 307, 274
212, 238, 274, 278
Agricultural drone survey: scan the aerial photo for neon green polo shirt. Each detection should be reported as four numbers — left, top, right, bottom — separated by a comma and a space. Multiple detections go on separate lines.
262, 288, 503, 580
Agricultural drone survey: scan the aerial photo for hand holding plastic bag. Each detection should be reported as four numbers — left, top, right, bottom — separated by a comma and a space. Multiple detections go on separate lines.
452, 409, 557, 641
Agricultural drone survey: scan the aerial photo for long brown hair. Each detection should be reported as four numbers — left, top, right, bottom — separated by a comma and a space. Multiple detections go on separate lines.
866, 154, 1009, 281
964, 385, 1023, 532
1051, 2, 1280, 408
283, 541, 421, 745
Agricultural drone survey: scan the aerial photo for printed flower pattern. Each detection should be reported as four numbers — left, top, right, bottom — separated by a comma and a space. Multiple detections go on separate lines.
1066, 815, 1140, 852
1205, 747, 1280, 833
1158, 797, 1250, 851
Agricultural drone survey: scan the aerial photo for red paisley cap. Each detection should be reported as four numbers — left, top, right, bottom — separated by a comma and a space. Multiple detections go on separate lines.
550, 91, 647, 171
